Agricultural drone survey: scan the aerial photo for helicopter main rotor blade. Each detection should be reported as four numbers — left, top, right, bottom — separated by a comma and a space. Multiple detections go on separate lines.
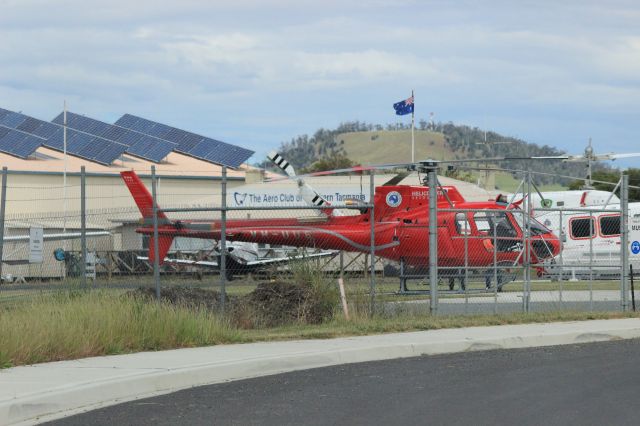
441, 156, 569, 163
266, 162, 411, 181
383, 171, 410, 186
561, 152, 640, 162
595, 152, 640, 160
267, 154, 572, 182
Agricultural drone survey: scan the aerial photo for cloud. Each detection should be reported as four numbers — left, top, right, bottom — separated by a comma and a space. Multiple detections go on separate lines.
0, 1, 639, 158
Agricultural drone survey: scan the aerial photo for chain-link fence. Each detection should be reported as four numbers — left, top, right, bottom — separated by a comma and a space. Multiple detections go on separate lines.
0, 165, 635, 316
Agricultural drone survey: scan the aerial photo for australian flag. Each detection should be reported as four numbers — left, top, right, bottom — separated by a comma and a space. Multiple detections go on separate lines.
393, 95, 414, 116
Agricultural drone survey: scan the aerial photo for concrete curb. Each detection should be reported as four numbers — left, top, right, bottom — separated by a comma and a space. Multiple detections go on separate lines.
2, 318, 640, 425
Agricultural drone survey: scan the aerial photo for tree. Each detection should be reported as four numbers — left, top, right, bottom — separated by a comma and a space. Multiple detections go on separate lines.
625, 168, 640, 201
301, 154, 355, 174
568, 169, 640, 201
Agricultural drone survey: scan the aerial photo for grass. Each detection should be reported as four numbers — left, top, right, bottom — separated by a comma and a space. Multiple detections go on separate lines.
2, 285, 639, 369
337, 130, 451, 164
335, 131, 570, 193
0, 290, 243, 368
241, 310, 640, 342
0, 275, 626, 307
494, 171, 567, 193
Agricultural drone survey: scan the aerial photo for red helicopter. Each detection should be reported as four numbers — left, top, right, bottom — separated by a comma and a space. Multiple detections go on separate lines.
120, 154, 561, 278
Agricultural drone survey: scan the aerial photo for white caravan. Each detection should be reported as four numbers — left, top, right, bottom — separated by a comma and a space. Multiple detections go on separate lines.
499, 187, 634, 278
528, 189, 620, 210
533, 201, 640, 279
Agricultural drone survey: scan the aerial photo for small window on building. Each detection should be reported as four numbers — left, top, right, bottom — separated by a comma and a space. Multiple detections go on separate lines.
599, 215, 620, 237
570, 218, 595, 239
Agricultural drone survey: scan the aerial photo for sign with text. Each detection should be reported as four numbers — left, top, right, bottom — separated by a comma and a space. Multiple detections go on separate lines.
29, 226, 44, 264
229, 186, 367, 207
629, 214, 640, 256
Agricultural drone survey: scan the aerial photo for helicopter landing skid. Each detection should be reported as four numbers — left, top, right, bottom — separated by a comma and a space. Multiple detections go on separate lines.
396, 259, 514, 295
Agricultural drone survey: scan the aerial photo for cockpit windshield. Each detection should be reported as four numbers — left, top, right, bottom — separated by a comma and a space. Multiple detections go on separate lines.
512, 211, 552, 236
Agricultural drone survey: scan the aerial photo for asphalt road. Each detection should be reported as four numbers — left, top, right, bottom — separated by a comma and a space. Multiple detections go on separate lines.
47, 339, 640, 426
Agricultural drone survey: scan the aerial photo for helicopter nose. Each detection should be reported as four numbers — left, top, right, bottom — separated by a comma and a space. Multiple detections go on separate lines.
530, 235, 561, 261
547, 235, 562, 257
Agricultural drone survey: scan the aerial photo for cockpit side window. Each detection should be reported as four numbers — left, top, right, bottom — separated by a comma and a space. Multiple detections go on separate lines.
473, 211, 519, 251
473, 212, 516, 235
512, 211, 552, 236
474, 212, 492, 234
455, 212, 471, 235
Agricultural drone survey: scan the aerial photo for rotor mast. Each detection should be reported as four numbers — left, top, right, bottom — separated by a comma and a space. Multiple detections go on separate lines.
584, 137, 594, 189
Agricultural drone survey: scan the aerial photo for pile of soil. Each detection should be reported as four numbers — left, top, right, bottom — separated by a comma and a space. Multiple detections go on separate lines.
126, 281, 336, 328
126, 286, 223, 311
243, 281, 334, 326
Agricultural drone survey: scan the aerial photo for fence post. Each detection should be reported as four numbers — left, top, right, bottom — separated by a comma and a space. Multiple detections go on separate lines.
589, 210, 594, 311
493, 214, 498, 314
220, 166, 227, 312
558, 208, 563, 306
523, 171, 531, 313
369, 170, 375, 315
80, 166, 87, 288
464, 209, 469, 312
0, 167, 7, 284
428, 164, 438, 314
151, 166, 161, 301
621, 174, 629, 311
630, 265, 635, 312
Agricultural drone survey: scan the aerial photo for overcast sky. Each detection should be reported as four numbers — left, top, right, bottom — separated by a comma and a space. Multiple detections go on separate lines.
1, 0, 639, 167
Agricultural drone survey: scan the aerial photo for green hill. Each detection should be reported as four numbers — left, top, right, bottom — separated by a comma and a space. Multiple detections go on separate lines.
336, 130, 454, 164
269, 121, 609, 189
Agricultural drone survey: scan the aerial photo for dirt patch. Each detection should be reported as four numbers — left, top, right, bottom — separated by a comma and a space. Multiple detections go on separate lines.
125, 286, 223, 311
239, 281, 337, 327
126, 281, 338, 328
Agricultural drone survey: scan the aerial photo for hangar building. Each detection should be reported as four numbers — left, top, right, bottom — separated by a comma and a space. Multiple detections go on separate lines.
0, 107, 254, 279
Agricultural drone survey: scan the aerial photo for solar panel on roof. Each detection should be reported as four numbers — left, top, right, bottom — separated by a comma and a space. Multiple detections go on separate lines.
13, 134, 43, 158
64, 132, 89, 152
100, 126, 128, 142
144, 122, 172, 139
0, 108, 10, 121
32, 122, 60, 139
177, 133, 203, 152
189, 140, 215, 158
0, 125, 44, 159
113, 113, 138, 129
114, 114, 254, 168
0, 112, 27, 128
0, 107, 130, 165
93, 143, 128, 165
52, 111, 175, 163
17, 117, 43, 133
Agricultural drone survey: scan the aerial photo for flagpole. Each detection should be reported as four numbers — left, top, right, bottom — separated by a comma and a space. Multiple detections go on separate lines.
411, 89, 415, 163
62, 100, 68, 279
